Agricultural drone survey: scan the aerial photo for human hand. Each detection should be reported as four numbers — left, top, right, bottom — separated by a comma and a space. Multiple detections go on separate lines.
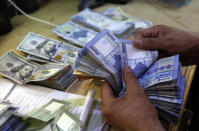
133, 25, 199, 65
101, 66, 165, 131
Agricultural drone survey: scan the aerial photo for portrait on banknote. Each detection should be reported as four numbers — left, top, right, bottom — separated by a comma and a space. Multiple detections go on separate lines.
29, 40, 57, 58
0, 62, 33, 83
0, 51, 35, 84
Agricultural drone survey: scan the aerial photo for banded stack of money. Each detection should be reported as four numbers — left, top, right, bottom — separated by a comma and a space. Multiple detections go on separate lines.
72, 8, 135, 38
52, 7, 153, 47
104, 7, 153, 37
74, 29, 186, 124
53, 20, 98, 47
17, 32, 80, 64
0, 101, 57, 131
0, 51, 75, 91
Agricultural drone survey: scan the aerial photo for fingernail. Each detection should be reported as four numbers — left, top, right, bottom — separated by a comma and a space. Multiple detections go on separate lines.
134, 40, 143, 46
124, 66, 132, 72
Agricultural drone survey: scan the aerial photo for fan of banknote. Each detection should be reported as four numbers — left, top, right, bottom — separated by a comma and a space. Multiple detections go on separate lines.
74, 29, 186, 125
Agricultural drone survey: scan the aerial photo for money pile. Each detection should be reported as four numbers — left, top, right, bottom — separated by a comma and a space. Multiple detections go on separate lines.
0, 100, 81, 131
52, 7, 152, 47
74, 29, 186, 124
0, 50, 75, 91
26, 99, 82, 131
17, 32, 80, 64
104, 7, 153, 34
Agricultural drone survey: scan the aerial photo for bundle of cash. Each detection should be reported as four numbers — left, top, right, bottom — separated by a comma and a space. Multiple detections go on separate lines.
52, 20, 98, 47
104, 7, 153, 36
52, 7, 153, 45
72, 8, 135, 38
27, 99, 82, 131
17, 32, 79, 64
74, 29, 186, 124
0, 51, 75, 90
0, 101, 53, 131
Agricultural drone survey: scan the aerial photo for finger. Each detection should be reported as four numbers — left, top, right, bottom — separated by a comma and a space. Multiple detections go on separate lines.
133, 38, 164, 50
101, 83, 115, 105
135, 25, 164, 40
123, 66, 140, 94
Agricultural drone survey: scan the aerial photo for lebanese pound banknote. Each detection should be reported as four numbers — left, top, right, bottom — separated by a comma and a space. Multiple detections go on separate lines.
120, 39, 158, 78
72, 8, 134, 37
138, 55, 180, 89
17, 32, 79, 64
27, 99, 81, 131
0, 50, 66, 84
77, 29, 122, 94
27, 99, 70, 122
104, 7, 153, 31
52, 21, 98, 47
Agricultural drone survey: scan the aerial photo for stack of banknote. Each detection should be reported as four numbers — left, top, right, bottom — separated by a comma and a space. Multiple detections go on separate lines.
74, 29, 186, 124
26, 99, 82, 131
0, 99, 81, 131
52, 7, 153, 47
0, 101, 21, 129
0, 31, 83, 90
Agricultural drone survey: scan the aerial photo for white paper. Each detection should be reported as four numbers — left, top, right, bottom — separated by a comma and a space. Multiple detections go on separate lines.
0, 78, 15, 100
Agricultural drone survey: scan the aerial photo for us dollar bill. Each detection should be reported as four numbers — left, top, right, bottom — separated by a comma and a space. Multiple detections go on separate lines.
52, 21, 98, 47
0, 50, 66, 84
17, 32, 79, 64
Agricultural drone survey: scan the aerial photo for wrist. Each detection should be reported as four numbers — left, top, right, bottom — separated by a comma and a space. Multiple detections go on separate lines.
190, 32, 199, 51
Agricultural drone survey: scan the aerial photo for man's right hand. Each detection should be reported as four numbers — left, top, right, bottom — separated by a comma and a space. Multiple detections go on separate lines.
133, 25, 199, 65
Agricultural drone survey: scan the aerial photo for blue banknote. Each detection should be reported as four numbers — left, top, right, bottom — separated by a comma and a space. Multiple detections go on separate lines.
72, 8, 134, 37
77, 29, 122, 94
120, 39, 158, 78
139, 55, 180, 89
52, 21, 98, 47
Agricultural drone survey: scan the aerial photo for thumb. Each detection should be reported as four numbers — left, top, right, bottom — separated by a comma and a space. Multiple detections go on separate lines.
133, 38, 163, 50
101, 83, 116, 106
123, 66, 141, 95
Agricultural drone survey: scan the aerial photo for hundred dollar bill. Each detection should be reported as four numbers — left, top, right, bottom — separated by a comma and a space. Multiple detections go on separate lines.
76, 29, 122, 94
52, 21, 98, 47
17, 32, 79, 64
120, 39, 158, 78
104, 7, 153, 30
0, 50, 66, 84
72, 8, 134, 37
138, 55, 180, 88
